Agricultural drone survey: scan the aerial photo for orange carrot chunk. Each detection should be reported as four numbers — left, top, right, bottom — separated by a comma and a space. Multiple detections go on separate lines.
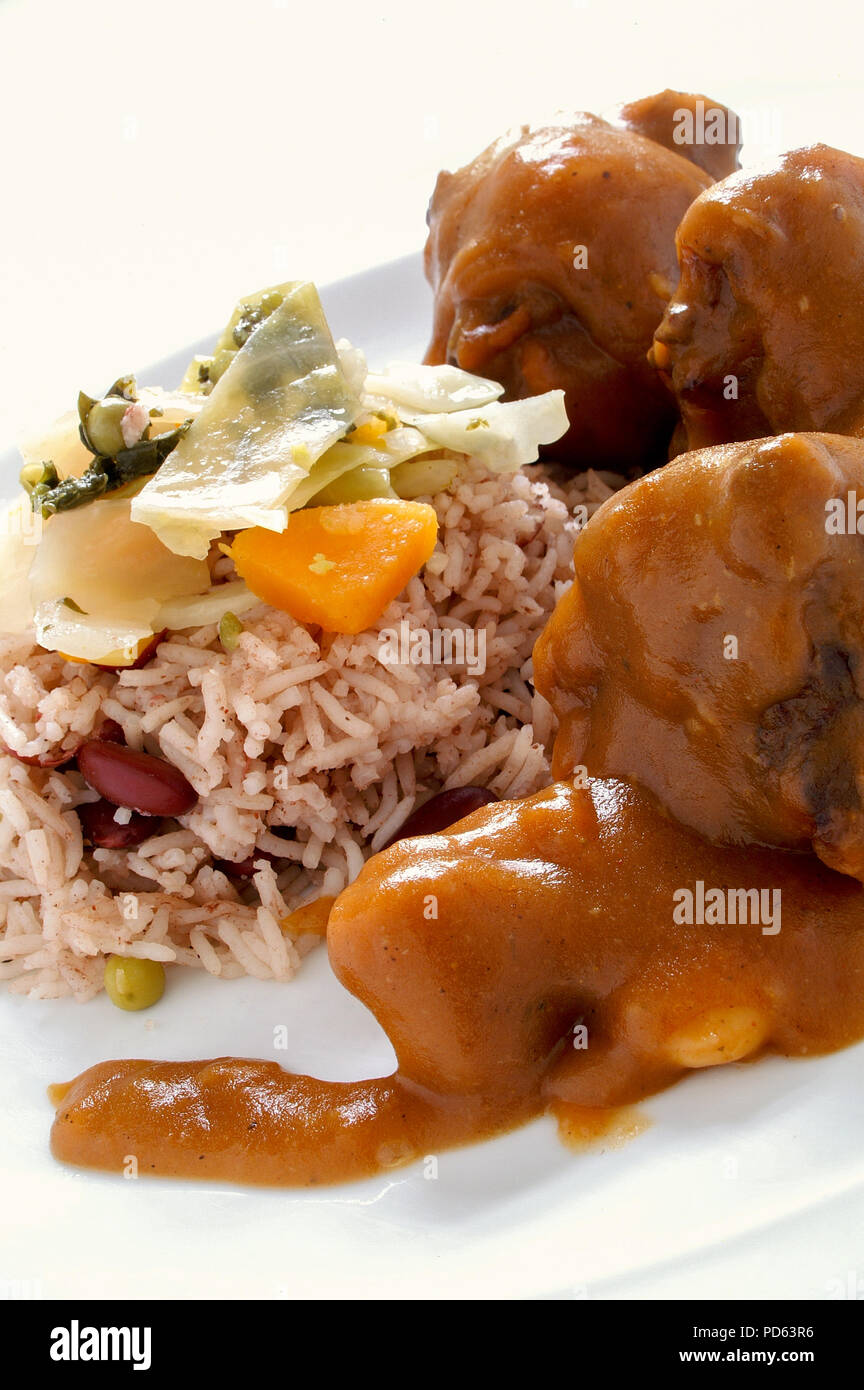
229, 499, 439, 634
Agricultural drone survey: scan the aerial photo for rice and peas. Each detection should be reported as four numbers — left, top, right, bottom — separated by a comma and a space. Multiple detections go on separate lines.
0, 284, 621, 1002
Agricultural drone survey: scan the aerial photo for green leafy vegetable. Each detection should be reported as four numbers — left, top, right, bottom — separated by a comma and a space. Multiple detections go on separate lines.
19, 460, 59, 496
32, 462, 111, 517
181, 286, 288, 392
133, 281, 362, 557
27, 422, 191, 519
111, 423, 192, 481
19, 376, 197, 518
232, 291, 285, 350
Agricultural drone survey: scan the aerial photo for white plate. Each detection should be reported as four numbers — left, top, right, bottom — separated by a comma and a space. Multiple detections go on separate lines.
2, 254, 863, 1302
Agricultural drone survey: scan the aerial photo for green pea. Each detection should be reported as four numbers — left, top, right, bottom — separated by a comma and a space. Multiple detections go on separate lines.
219, 611, 243, 652
103, 955, 165, 1011
19, 460, 58, 495
84, 398, 129, 458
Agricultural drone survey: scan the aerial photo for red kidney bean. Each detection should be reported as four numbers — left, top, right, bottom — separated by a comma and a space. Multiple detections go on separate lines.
214, 850, 277, 879
382, 786, 499, 848
214, 826, 296, 878
95, 718, 125, 744
2, 715, 127, 771
77, 740, 198, 816
3, 741, 79, 769
78, 798, 155, 849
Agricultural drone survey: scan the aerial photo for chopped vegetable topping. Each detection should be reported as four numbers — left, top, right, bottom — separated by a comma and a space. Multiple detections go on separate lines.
29, 463, 110, 516
291, 434, 423, 510
22, 377, 193, 519
155, 581, 259, 633
181, 286, 287, 392
232, 290, 285, 351
57, 632, 163, 669
30, 499, 209, 626
311, 463, 397, 505
14, 278, 569, 660
79, 390, 133, 458
29, 498, 210, 663
350, 416, 390, 447
229, 499, 439, 634
34, 599, 154, 667
19, 460, 58, 494
388, 455, 458, 498
398, 393, 568, 470
218, 611, 244, 651
133, 282, 362, 558
364, 363, 504, 412
18, 411, 93, 483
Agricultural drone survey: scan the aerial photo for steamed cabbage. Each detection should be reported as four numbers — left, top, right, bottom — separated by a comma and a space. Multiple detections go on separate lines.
400, 392, 568, 472
132, 282, 362, 558
29, 499, 209, 627
34, 600, 154, 666
155, 581, 260, 631
364, 363, 503, 413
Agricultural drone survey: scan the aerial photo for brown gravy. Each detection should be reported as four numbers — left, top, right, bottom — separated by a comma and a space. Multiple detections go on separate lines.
51, 778, 864, 1186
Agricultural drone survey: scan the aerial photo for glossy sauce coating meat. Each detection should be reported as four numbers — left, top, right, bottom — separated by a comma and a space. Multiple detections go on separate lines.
52, 777, 864, 1185
614, 89, 741, 181
651, 145, 864, 452
424, 102, 719, 471
535, 432, 864, 879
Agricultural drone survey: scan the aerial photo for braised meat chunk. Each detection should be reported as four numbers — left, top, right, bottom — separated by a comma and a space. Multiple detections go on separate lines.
651, 145, 864, 452
614, 89, 741, 181
535, 431, 864, 879
424, 98, 728, 471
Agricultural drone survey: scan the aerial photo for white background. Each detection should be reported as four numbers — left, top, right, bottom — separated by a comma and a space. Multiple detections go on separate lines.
1, 0, 863, 444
